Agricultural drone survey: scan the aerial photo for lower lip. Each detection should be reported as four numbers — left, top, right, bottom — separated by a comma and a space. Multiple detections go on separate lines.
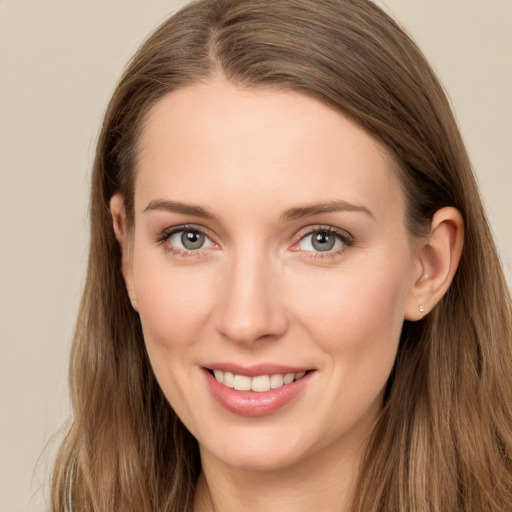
203, 369, 314, 417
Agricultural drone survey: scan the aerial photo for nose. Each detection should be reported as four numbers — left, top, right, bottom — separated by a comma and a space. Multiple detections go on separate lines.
215, 250, 288, 345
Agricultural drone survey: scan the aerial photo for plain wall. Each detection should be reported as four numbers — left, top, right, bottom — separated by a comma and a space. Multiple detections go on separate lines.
0, 1, 510, 511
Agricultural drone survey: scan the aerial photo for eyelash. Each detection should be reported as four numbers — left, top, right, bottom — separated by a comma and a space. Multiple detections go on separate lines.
156, 224, 355, 259
292, 226, 355, 259
156, 224, 216, 257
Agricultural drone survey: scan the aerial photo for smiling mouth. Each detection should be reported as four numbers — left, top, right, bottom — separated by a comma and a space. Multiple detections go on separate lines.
207, 369, 310, 392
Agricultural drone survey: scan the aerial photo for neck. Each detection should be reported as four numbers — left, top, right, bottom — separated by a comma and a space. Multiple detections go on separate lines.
193, 436, 365, 512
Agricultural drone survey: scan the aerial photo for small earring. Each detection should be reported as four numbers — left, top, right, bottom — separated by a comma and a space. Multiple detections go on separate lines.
419, 305, 425, 313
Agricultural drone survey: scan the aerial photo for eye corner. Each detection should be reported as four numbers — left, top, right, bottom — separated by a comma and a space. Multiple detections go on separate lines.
290, 225, 355, 259
156, 224, 219, 257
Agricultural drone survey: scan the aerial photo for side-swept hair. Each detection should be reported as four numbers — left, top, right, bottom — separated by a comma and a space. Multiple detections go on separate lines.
51, 1, 512, 510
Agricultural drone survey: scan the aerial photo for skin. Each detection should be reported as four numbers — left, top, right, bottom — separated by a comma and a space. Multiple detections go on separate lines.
111, 79, 463, 512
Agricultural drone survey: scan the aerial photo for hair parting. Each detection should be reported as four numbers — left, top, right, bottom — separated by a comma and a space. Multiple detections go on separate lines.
51, 1, 512, 510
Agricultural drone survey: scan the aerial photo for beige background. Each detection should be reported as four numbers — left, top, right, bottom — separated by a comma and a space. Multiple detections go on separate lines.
0, 1, 510, 511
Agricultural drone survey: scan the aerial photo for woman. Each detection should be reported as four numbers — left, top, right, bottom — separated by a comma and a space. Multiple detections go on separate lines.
51, 0, 512, 510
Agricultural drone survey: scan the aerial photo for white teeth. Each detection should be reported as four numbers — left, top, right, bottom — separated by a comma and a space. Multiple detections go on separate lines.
283, 373, 295, 385
251, 375, 271, 392
233, 374, 252, 391
211, 369, 307, 392
223, 371, 234, 388
270, 374, 284, 389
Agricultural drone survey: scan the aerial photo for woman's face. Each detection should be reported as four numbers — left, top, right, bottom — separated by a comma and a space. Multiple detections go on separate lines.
118, 80, 421, 471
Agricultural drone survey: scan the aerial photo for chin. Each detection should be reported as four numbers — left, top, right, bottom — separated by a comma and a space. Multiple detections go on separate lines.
197, 423, 327, 473
208, 446, 306, 472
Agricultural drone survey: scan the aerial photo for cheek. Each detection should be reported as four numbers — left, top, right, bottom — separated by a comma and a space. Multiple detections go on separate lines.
291, 249, 411, 360
131, 256, 218, 424
132, 257, 217, 351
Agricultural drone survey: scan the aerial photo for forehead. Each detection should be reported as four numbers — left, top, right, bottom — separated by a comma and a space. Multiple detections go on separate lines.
135, 80, 405, 223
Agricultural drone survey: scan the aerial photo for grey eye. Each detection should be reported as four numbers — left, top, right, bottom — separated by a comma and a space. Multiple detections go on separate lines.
298, 230, 344, 252
168, 229, 213, 251
181, 230, 205, 249
311, 231, 336, 251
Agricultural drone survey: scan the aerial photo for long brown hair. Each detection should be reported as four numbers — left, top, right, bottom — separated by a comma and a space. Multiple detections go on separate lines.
51, 0, 512, 510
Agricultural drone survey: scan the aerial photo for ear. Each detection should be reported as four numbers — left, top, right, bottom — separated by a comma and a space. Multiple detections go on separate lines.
110, 193, 138, 311
404, 207, 464, 321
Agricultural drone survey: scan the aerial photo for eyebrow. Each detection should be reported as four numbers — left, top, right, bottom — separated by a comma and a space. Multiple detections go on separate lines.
143, 198, 374, 221
281, 200, 374, 221
143, 199, 215, 219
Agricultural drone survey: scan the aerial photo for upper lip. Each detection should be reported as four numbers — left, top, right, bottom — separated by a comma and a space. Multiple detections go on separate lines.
203, 363, 313, 377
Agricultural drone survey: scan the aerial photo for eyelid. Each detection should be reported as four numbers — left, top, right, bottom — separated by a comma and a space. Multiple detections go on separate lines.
294, 224, 354, 242
156, 223, 354, 258
290, 225, 355, 254
156, 224, 218, 254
